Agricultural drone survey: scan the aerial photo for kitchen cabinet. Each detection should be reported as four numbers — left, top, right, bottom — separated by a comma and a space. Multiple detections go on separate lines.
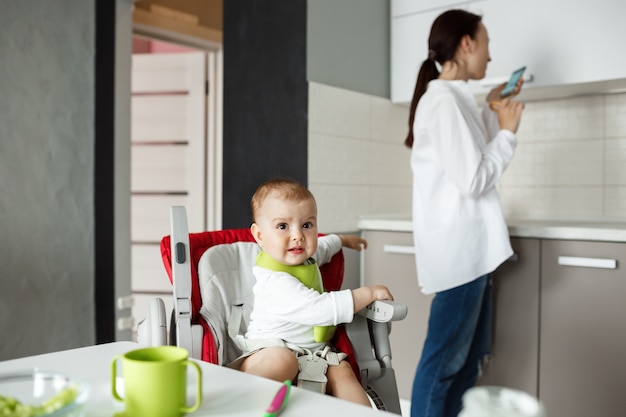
477, 238, 540, 397
391, 0, 626, 103
481, 237, 626, 416
361, 219, 626, 414
479, 0, 626, 99
361, 230, 434, 401
540, 240, 626, 417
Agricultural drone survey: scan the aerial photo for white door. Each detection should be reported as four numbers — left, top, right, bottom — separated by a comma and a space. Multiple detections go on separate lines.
129, 51, 217, 337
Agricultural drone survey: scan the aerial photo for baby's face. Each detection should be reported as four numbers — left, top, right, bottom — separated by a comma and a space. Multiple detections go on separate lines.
252, 195, 318, 266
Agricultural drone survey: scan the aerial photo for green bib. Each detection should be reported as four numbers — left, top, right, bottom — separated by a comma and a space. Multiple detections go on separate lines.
256, 251, 336, 343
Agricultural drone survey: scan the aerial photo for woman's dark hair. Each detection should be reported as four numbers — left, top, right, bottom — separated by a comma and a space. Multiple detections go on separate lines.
404, 9, 482, 148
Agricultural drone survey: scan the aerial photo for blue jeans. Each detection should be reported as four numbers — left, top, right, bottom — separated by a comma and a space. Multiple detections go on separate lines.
410, 274, 492, 417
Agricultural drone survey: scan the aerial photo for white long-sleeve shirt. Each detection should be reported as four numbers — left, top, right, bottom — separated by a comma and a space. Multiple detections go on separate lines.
245, 235, 355, 350
411, 79, 515, 294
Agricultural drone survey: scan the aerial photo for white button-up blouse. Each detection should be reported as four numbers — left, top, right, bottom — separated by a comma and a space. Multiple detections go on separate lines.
411, 79, 516, 294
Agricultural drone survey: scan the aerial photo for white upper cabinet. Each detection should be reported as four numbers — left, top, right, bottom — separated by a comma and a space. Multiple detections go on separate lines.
391, 0, 626, 103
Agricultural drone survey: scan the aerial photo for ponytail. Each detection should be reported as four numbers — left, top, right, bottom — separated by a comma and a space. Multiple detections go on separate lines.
404, 59, 439, 148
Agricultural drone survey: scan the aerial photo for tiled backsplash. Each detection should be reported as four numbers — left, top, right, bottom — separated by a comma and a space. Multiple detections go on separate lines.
501, 93, 626, 220
308, 82, 412, 232
308, 81, 626, 231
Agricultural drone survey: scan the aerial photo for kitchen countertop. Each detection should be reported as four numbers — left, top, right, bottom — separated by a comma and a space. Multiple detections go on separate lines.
358, 214, 626, 242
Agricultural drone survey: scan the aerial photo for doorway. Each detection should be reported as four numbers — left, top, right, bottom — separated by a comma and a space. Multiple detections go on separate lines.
129, 34, 223, 339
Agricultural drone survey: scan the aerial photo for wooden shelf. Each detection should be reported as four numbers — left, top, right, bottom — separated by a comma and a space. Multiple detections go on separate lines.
133, 7, 222, 45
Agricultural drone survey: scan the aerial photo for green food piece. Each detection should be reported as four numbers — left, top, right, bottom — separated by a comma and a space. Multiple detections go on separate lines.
35, 386, 78, 415
0, 386, 79, 417
0, 395, 37, 417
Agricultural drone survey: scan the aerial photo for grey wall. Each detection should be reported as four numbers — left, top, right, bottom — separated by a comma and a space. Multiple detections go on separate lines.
0, 0, 96, 359
307, 0, 390, 99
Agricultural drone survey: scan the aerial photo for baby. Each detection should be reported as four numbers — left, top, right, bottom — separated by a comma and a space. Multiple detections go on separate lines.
239, 178, 394, 407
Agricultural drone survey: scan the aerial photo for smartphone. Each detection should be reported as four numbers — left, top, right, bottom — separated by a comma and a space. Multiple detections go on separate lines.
499, 66, 526, 98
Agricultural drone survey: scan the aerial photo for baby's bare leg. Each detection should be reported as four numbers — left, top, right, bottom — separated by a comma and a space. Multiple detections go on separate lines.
326, 361, 371, 407
239, 346, 299, 382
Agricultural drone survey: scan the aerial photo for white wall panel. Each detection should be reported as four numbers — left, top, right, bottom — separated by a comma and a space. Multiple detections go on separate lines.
131, 195, 191, 242
131, 145, 190, 192
131, 244, 172, 292
131, 95, 188, 142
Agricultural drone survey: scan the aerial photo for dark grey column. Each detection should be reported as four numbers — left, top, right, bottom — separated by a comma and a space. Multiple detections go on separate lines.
223, 0, 308, 228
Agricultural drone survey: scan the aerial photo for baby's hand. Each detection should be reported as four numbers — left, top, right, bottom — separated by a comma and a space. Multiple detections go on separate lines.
339, 234, 368, 251
369, 285, 394, 301
352, 285, 394, 312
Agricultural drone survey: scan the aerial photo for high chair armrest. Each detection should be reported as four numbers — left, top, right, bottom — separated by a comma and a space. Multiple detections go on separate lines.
357, 300, 408, 323
343, 311, 404, 414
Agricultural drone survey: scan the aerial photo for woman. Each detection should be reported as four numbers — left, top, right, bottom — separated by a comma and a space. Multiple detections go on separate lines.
405, 9, 525, 417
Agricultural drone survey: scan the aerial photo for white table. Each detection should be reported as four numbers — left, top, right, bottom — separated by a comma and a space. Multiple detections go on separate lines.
0, 342, 395, 416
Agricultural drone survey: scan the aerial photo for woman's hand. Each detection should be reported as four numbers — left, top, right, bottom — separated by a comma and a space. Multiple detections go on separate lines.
496, 98, 525, 133
486, 77, 525, 133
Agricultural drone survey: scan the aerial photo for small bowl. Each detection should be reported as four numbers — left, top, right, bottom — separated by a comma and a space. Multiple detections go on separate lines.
0, 369, 89, 417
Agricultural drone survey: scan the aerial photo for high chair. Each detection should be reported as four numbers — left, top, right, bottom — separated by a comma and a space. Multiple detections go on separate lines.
138, 206, 407, 414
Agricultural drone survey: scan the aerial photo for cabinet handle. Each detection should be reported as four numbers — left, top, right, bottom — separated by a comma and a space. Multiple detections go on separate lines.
557, 256, 617, 269
383, 245, 415, 255
479, 74, 534, 88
